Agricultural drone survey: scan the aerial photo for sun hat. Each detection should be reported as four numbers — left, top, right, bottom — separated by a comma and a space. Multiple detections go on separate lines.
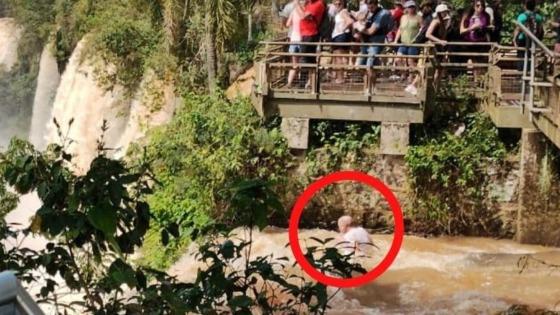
404, 1, 416, 8
434, 3, 449, 13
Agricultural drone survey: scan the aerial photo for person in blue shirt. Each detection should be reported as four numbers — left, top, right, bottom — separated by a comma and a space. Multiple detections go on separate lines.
513, 0, 544, 71
356, 0, 393, 93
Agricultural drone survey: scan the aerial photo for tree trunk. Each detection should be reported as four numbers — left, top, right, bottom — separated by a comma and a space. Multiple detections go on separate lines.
247, 12, 253, 42
271, 0, 279, 16
205, 9, 217, 92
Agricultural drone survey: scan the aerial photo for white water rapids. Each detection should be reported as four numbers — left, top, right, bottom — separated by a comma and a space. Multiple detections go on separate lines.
171, 228, 560, 314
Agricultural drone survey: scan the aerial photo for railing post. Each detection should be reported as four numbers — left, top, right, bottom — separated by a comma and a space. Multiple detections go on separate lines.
521, 41, 529, 114
529, 38, 536, 120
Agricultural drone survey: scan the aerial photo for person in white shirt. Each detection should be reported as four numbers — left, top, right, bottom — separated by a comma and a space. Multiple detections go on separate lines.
336, 215, 373, 255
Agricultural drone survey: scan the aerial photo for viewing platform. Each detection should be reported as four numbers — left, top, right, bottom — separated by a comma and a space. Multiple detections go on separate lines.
251, 23, 560, 155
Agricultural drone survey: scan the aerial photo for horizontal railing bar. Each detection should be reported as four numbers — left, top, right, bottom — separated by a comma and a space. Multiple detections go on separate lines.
259, 41, 436, 48
436, 52, 490, 56
263, 52, 429, 59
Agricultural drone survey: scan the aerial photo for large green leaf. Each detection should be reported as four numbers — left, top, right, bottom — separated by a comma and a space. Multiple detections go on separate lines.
87, 204, 117, 237
108, 259, 138, 288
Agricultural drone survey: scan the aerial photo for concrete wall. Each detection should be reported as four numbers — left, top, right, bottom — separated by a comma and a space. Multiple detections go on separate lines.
516, 129, 560, 246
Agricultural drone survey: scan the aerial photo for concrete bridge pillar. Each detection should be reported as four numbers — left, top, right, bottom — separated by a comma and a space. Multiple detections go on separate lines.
380, 122, 409, 155
516, 129, 560, 245
281, 118, 309, 150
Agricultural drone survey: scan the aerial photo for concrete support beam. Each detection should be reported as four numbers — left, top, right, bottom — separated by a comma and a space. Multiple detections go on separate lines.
380, 122, 409, 155
516, 129, 560, 245
281, 118, 309, 150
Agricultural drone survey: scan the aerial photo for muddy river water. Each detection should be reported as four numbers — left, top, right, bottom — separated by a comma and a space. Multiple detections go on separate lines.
171, 228, 560, 314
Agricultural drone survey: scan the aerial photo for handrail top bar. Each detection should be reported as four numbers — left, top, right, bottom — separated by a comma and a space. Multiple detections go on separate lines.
259, 41, 435, 48
515, 21, 557, 58
259, 41, 498, 47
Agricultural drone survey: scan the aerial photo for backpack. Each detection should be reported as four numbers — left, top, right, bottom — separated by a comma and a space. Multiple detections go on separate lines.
318, 6, 334, 41
525, 12, 544, 40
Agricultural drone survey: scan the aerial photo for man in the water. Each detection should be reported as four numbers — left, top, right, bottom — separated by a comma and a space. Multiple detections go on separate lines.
337, 215, 373, 254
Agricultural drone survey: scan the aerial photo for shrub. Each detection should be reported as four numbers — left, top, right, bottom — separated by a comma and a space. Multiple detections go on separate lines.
134, 93, 292, 268
406, 113, 507, 235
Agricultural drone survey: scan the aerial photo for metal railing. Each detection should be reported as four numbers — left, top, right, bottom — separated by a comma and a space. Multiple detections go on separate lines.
257, 41, 435, 100
515, 21, 559, 121
254, 41, 512, 102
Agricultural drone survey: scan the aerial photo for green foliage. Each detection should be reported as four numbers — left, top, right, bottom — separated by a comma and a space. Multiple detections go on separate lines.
88, 6, 161, 92
406, 113, 507, 235
0, 69, 36, 143
135, 93, 292, 268
0, 138, 366, 314
306, 121, 380, 177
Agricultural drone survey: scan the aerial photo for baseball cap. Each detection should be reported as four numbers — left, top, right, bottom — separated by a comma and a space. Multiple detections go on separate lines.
434, 3, 449, 13
404, 1, 416, 8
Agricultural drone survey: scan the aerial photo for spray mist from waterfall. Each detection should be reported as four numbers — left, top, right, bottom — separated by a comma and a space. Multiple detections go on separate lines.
0, 17, 24, 149
29, 44, 61, 150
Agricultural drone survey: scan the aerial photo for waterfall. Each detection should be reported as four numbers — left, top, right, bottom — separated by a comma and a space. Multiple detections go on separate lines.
0, 18, 20, 71
29, 44, 60, 149
46, 39, 177, 172
46, 39, 131, 172
115, 72, 177, 157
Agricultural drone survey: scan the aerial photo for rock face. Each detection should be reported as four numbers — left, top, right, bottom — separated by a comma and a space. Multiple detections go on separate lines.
297, 152, 522, 237
516, 129, 560, 246
45, 39, 178, 172
226, 66, 255, 100
0, 18, 21, 71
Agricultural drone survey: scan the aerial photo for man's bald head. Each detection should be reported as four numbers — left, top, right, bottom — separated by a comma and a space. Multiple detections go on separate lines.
338, 215, 353, 233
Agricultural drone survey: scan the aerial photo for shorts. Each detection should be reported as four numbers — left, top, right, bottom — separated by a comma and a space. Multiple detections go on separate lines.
289, 44, 301, 53
466, 44, 490, 63
362, 45, 383, 67
332, 33, 352, 51
397, 46, 420, 56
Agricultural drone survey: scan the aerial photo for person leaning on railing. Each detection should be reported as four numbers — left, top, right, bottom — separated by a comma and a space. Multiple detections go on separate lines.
394, 1, 422, 95
426, 4, 452, 81
460, 0, 491, 83
299, 0, 326, 89
513, 0, 544, 71
286, 0, 305, 88
355, 0, 393, 93
330, 0, 355, 84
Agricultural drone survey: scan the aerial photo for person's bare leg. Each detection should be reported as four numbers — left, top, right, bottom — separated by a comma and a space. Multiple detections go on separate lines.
287, 56, 299, 87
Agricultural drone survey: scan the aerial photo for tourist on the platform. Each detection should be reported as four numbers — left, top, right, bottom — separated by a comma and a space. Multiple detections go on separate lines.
426, 4, 452, 81
280, 0, 296, 38
286, 0, 305, 88
387, 1, 404, 44
336, 215, 373, 255
300, 0, 326, 88
489, 0, 503, 43
394, 1, 422, 95
426, 4, 452, 47
414, 0, 434, 45
513, 0, 544, 71
460, 0, 491, 81
351, 0, 370, 20
358, 0, 393, 93
551, 3, 560, 54
331, 0, 355, 84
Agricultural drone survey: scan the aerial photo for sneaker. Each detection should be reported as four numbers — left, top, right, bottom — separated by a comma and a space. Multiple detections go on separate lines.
389, 74, 401, 81
405, 84, 418, 96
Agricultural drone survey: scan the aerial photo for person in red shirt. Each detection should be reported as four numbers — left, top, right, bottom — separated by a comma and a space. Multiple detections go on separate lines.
387, 1, 404, 43
299, 0, 326, 88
